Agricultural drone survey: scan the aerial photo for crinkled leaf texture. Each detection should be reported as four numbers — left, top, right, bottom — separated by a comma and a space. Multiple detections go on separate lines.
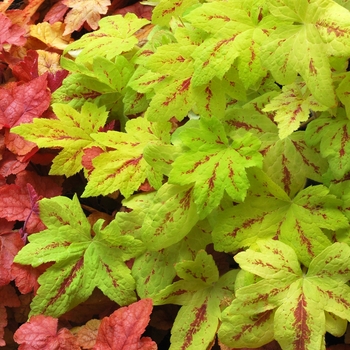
153, 250, 237, 350
261, 0, 350, 107
14, 195, 145, 317
14, 315, 80, 350
93, 299, 157, 350
169, 117, 263, 218
64, 13, 149, 64
12, 101, 109, 177
218, 240, 350, 350
213, 168, 349, 266
83, 117, 171, 198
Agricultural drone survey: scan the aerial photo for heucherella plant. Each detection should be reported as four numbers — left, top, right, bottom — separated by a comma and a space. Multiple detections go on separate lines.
12, 0, 350, 349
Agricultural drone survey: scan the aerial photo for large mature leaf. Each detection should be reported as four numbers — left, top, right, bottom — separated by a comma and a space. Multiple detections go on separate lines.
184, 0, 275, 88
93, 299, 157, 350
14, 195, 144, 317
153, 250, 237, 350
212, 168, 348, 266
82, 117, 171, 198
261, 0, 350, 107
0, 74, 51, 130
219, 240, 350, 350
64, 13, 149, 64
169, 117, 262, 218
12, 101, 109, 177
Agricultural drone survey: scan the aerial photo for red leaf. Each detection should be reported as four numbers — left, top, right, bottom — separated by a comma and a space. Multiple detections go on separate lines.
12, 50, 39, 82
14, 315, 80, 350
82, 146, 104, 174
43, 1, 69, 24
0, 284, 20, 347
47, 69, 69, 93
5, 129, 38, 158
0, 170, 62, 233
93, 299, 157, 350
0, 231, 24, 287
0, 74, 51, 130
0, 13, 26, 49
0, 149, 28, 177
11, 262, 52, 295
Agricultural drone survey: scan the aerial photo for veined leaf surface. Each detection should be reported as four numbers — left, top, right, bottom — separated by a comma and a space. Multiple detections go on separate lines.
169, 117, 263, 218
12, 102, 109, 177
14, 195, 144, 317
212, 169, 348, 266
261, 0, 350, 107
219, 240, 350, 350
153, 250, 238, 350
83, 117, 171, 198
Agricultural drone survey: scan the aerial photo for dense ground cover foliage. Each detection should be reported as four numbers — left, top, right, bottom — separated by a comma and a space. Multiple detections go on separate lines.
1, 0, 350, 349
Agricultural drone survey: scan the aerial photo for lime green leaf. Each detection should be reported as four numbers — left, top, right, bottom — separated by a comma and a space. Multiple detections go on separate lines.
213, 170, 348, 266
219, 240, 350, 350
133, 221, 212, 298
154, 250, 237, 350
225, 95, 328, 197
152, 0, 199, 27
336, 72, 350, 117
141, 183, 199, 250
14, 195, 144, 317
12, 102, 109, 177
82, 117, 171, 198
169, 117, 263, 218
305, 109, 350, 180
63, 13, 149, 64
261, 0, 350, 107
52, 73, 120, 110
263, 79, 328, 139
185, 1, 273, 88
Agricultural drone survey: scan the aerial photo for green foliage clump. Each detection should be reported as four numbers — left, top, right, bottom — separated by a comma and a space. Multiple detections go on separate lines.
13, 1, 350, 349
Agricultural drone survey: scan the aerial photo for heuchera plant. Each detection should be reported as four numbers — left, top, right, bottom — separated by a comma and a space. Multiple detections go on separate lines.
6, 0, 350, 349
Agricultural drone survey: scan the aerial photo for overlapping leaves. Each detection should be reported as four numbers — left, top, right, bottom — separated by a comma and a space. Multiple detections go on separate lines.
219, 240, 350, 350
14, 195, 145, 317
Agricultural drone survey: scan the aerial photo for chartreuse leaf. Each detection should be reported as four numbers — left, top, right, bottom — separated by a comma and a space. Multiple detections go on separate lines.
116, 192, 211, 297
14, 195, 144, 317
12, 102, 109, 177
305, 109, 350, 180
54, 55, 134, 110
153, 250, 238, 350
152, 0, 199, 27
63, 13, 149, 65
261, 0, 350, 107
133, 220, 212, 298
82, 117, 171, 198
169, 117, 263, 218
141, 183, 199, 250
263, 79, 328, 139
212, 168, 348, 266
224, 93, 328, 197
219, 240, 350, 350
184, 0, 275, 88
